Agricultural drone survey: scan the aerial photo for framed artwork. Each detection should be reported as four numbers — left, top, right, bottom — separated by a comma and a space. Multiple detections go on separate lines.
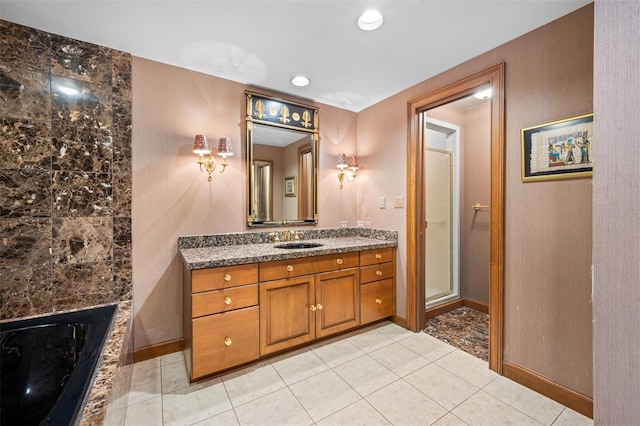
284, 176, 297, 197
521, 113, 593, 182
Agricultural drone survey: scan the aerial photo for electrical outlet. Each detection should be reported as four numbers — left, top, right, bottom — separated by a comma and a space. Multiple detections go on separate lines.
379, 196, 386, 209
393, 195, 405, 208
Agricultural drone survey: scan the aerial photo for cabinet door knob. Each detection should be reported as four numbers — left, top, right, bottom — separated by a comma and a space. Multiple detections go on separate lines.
376, 270, 383, 276
224, 337, 232, 346
336, 258, 343, 265
224, 296, 232, 305
309, 305, 317, 312
316, 303, 323, 310
223, 273, 231, 282
375, 253, 382, 259
376, 299, 382, 304
286, 265, 294, 272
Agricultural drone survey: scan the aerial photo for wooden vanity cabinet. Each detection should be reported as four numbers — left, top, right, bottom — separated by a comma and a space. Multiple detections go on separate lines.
259, 252, 360, 356
183, 264, 260, 381
184, 247, 396, 380
360, 248, 396, 324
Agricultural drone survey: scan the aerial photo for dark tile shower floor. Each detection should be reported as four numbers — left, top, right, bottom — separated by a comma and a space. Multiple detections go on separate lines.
423, 306, 489, 361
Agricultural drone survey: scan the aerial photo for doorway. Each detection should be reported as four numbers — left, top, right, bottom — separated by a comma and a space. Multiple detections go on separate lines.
406, 63, 505, 373
424, 119, 460, 307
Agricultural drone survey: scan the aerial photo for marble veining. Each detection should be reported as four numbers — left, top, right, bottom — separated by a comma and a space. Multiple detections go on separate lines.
52, 171, 113, 217
0, 21, 51, 122
75, 301, 132, 425
0, 168, 52, 218
180, 228, 398, 270
424, 307, 489, 361
78, 301, 132, 426
1, 19, 132, 321
52, 261, 115, 311
52, 216, 113, 264
0, 117, 53, 170
50, 33, 112, 86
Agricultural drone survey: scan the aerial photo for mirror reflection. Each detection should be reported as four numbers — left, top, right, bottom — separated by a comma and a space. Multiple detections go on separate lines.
246, 92, 318, 227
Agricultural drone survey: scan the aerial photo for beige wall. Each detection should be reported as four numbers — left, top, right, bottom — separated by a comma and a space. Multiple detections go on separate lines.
357, 4, 593, 398
131, 58, 357, 348
460, 102, 491, 304
593, 0, 640, 422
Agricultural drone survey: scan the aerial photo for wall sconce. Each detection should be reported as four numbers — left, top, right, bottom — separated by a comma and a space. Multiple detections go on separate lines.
337, 153, 358, 189
193, 135, 233, 181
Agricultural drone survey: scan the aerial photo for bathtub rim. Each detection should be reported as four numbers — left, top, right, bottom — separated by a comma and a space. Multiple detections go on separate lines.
1, 303, 119, 425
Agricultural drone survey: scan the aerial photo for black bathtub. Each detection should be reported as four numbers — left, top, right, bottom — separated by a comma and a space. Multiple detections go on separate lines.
1, 304, 117, 426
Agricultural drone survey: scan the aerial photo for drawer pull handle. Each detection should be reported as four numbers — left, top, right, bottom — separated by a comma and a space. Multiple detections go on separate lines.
316, 303, 323, 310
376, 299, 382, 304
224, 337, 232, 347
224, 296, 231, 305
375, 254, 382, 259
286, 265, 294, 272
336, 258, 343, 265
309, 305, 317, 312
376, 270, 383, 276
223, 273, 231, 282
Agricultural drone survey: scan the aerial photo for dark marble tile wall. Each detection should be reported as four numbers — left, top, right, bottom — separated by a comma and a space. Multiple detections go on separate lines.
0, 20, 132, 319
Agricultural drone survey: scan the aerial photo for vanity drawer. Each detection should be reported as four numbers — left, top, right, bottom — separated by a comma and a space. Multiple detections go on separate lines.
360, 279, 394, 324
259, 252, 359, 281
192, 264, 258, 293
360, 262, 395, 284
191, 306, 259, 380
360, 248, 395, 266
192, 284, 258, 318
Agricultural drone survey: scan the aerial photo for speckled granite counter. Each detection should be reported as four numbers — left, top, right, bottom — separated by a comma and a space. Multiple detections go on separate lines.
179, 228, 398, 270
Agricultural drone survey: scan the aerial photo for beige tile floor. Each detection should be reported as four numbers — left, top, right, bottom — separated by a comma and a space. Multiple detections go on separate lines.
123, 322, 593, 426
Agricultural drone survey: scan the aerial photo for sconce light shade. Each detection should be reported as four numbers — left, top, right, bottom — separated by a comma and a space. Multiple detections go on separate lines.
194, 135, 231, 182
217, 137, 233, 157
347, 155, 359, 170
337, 153, 348, 169
193, 134, 211, 155
337, 153, 359, 189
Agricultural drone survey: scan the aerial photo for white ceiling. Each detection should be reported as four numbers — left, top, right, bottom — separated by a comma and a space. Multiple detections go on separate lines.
1, 0, 590, 112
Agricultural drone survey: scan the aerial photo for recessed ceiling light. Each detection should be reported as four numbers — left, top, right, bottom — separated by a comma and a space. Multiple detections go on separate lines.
473, 88, 492, 99
358, 10, 384, 31
291, 75, 310, 87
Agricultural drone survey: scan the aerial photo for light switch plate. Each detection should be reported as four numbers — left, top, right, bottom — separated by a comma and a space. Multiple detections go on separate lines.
394, 195, 405, 208
379, 196, 386, 209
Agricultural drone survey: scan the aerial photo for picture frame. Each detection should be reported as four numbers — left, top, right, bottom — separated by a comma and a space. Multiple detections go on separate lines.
284, 176, 297, 197
521, 113, 593, 182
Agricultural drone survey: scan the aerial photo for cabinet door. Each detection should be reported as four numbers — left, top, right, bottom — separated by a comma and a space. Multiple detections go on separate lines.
191, 306, 259, 380
260, 276, 316, 355
360, 279, 395, 324
315, 268, 360, 338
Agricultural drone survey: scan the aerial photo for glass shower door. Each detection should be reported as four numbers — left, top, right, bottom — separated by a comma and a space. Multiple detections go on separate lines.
425, 147, 453, 301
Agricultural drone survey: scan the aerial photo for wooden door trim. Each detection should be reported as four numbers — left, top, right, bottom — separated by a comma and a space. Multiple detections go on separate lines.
406, 63, 505, 373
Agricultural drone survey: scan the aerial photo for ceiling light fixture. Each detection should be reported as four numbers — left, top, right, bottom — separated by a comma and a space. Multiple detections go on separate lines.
473, 88, 492, 99
358, 10, 384, 31
291, 75, 310, 87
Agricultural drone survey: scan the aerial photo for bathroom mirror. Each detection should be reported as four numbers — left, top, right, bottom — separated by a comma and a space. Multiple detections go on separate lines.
246, 91, 319, 227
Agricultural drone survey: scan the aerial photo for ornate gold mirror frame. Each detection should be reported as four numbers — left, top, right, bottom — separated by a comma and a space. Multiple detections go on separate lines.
246, 91, 319, 227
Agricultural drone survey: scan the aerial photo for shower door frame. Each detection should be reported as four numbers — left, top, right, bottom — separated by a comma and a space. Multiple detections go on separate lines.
406, 63, 505, 373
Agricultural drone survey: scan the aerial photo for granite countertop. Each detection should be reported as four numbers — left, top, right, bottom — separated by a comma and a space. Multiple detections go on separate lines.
179, 228, 398, 270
